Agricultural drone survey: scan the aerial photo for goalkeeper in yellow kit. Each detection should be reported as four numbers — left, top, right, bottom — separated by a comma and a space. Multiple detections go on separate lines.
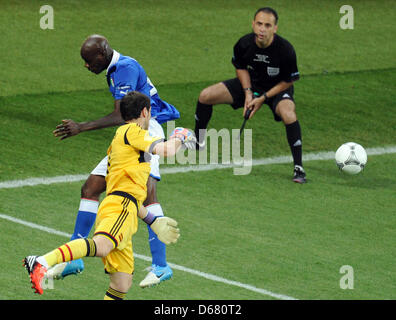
23, 91, 195, 299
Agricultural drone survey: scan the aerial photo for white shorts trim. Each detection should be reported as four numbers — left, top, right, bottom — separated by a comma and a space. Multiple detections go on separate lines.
90, 119, 164, 180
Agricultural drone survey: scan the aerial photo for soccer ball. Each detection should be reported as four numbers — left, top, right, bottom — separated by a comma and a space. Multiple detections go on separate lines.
335, 142, 367, 174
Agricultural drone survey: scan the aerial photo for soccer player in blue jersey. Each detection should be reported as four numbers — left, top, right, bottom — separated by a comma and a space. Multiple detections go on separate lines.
51, 34, 179, 287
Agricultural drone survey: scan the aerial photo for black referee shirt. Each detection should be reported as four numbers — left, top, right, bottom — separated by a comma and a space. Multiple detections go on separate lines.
232, 33, 300, 92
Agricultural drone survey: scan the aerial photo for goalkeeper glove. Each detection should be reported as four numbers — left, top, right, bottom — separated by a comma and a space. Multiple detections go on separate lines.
170, 127, 196, 150
150, 217, 180, 245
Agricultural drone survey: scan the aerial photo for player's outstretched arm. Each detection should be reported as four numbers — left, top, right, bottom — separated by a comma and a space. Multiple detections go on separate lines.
138, 206, 180, 245
53, 100, 125, 140
152, 127, 196, 157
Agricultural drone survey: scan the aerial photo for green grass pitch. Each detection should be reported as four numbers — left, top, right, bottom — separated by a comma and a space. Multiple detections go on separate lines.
0, 0, 395, 301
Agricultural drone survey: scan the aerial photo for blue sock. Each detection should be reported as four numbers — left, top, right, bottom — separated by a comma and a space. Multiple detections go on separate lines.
147, 226, 167, 267
146, 203, 167, 267
70, 198, 99, 240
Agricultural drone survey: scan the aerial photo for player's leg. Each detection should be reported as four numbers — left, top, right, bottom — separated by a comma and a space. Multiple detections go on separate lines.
105, 272, 133, 300
140, 119, 172, 288
63, 174, 105, 276
139, 177, 173, 288
194, 79, 240, 148
274, 95, 306, 183
71, 157, 108, 240
23, 232, 119, 295
23, 237, 100, 295
46, 159, 107, 279
144, 177, 167, 268
71, 173, 106, 240
95, 193, 138, 300
24, 191, 138, 297
93, 236, 132, 300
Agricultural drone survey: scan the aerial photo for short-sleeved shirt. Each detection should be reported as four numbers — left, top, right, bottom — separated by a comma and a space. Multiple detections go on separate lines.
105, 122, 164, 200
232, 33, 300, 92
106, 51, 180, 124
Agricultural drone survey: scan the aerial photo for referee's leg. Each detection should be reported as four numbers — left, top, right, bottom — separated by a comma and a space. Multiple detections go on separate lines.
199, 82, 234, 105
275, 99, 305, 181
275, 99, 297, 124
194, 82, 234, 147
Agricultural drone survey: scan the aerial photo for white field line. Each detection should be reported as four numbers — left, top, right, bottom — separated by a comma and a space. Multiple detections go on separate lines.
0, 213, 296, 300
1, 145, 395, 190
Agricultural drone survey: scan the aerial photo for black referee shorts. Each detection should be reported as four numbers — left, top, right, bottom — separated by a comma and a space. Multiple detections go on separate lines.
222, 78, 295, 122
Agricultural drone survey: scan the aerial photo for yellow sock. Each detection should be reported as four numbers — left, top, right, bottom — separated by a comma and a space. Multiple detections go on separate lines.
42, 238, 96, 267
104, 287, 126, 300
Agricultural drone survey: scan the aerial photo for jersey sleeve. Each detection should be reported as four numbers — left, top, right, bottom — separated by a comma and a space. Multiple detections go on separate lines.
231, 39, 247, 69
280, 43, 300, 83
112, 63, 140, 100
125, 126, 164, 153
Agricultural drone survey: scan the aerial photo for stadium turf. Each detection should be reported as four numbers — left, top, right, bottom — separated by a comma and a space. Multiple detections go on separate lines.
0, 0, 395, 301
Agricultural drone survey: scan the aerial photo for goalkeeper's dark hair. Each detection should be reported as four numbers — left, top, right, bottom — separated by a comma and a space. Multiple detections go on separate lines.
254, 7, 278, 25
120, 91, 151, 121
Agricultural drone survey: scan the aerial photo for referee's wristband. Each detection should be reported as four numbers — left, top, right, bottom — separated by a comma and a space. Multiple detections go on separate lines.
243, 87, 253, 92
261, 92, 268, 100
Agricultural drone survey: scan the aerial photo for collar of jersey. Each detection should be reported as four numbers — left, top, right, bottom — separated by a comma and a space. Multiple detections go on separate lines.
106, 50, 121, 75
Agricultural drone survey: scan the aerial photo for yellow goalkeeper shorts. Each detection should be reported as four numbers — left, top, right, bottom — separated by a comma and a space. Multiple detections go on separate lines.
94, 191, 141, 274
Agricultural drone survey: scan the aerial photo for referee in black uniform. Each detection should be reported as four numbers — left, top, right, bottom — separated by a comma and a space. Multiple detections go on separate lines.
194, 7, 306, 183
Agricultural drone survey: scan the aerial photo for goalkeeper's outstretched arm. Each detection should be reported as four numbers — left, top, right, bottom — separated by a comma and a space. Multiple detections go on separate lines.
152, 137, 183, 157
151, 127, 196, 157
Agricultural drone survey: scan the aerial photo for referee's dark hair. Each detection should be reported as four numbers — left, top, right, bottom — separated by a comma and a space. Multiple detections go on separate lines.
120, 91, 151, 121
254, 7, 279, 24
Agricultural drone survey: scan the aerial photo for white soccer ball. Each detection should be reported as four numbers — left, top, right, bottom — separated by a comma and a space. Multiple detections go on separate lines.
335, 142, 367, 174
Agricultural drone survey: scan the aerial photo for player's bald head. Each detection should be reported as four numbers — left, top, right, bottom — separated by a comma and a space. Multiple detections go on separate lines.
81, 34, 111, 59
80, 34, 113, 74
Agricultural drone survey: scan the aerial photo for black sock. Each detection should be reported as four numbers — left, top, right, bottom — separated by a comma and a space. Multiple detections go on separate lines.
194, 101, 213, 143
285, 121, 303, 167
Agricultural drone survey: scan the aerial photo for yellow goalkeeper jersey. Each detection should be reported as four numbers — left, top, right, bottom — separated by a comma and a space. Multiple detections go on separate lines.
105, 122, 163, 201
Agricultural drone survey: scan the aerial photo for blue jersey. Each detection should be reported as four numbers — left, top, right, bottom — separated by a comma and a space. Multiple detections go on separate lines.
106, 51, 180, 124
